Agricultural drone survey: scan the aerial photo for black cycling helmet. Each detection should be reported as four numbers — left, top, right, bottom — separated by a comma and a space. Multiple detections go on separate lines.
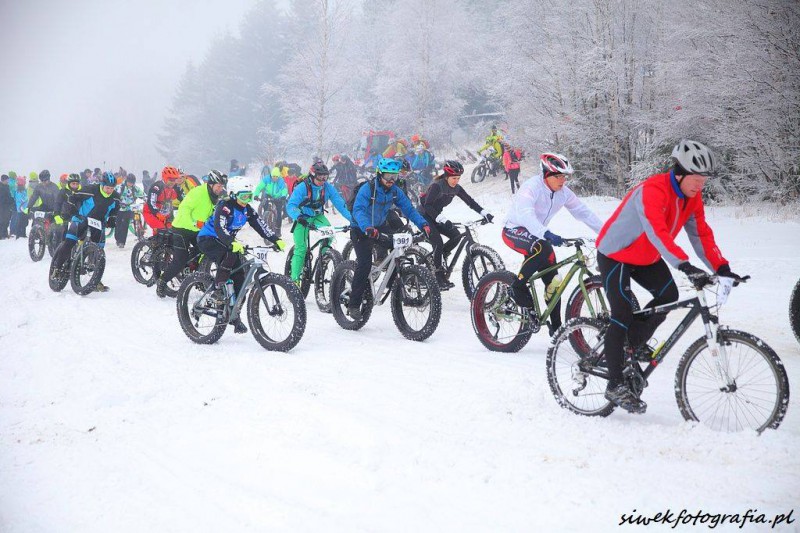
125, 173, 136, 183
206, 169, 228, 185
67, 173, 81, 185
442, 160, 464, 176
39, 169, 51, 181
309, 161, 330, 179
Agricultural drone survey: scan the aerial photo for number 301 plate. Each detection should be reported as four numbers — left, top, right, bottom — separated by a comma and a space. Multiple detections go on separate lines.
393, 233, 412, 248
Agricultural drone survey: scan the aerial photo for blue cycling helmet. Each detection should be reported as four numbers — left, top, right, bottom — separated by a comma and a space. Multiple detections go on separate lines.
101, 171, 116, 187
376, 157, 402, 174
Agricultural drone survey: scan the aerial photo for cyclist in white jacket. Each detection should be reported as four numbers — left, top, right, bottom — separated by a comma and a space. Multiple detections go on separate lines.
503, 153, 603, 335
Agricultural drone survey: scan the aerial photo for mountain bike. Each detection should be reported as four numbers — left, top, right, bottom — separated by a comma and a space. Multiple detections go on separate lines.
130, 230, 170, 286
284, 224, 348, 313
257, 195, 284, 236
28, 210, 57, 262
176, 245, 306, 352
471, 238, 635, 352
790, 277, 800, 345
48, 217, 106, 295
546, 275, 789, 433
155, 230, 212, 298
406, 219, 503, 300
470, 149, 505, 183
330, 232, 442, 341
104, 200, 145, 241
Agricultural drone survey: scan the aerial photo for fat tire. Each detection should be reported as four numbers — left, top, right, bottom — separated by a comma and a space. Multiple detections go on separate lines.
790, 278, 800, 345
70, 242, 106, 296
461, 244, 504, 300
330, 259, 373, 330
313, 248, 343, 313
28, 225, 46, 262
176, 272, 226, 345
131, 239, 159, 286
390, 264, 441, 341
471, 165, 486, 184
470, 270, 533, 353
675, 329, 790, 432
48, 259, 69, 292
246, 272, 307, 352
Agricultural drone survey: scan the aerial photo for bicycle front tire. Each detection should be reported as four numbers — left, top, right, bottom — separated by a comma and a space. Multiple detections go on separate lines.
675, 329, 790, 432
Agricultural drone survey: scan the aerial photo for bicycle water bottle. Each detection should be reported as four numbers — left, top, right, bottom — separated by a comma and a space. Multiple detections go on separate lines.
545, 275, 562, 302
224, 280, 236, 306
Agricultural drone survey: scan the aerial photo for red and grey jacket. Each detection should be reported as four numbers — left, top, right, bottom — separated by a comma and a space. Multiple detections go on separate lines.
596, 171, 727, 270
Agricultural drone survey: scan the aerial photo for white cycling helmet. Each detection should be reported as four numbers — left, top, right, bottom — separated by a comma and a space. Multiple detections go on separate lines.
671, 139, 716, 176
540, 153, 574, 178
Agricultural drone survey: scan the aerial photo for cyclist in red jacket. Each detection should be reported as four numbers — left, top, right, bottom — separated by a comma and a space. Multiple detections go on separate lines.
595, 139, 744, 414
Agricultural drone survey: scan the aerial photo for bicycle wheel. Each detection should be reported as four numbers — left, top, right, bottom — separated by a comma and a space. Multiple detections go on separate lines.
133, 214, 144, 241
48, 257, 70, 292
176, 272, 227, 344
267, 206, 281, 235
675, 329, 790, 432
247, 272, 307, 352
313, 248, 342, 313
790, 278, 800, 345
546, 317, 615, 417
330, 259, 373, 330
471, 165, 487, 183
130, 239, 159, 286
342, 240, 354, 261
284, 247, 312, 298
46, 224, 61, 257
461, 244, 504, 300
390, 263, 441, 341
28, 225, 46, 262
70, 242, 106, 295
470, 270, 534, 353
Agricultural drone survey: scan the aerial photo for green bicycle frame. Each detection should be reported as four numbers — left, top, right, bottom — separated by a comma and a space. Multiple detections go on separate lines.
525, 245, 604, 322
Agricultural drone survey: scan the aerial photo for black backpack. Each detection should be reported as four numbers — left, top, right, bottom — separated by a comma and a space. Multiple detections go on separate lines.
347, 178, 398, 213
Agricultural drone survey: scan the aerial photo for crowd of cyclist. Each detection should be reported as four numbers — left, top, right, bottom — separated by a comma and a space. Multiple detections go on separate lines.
4, 133, 745, 416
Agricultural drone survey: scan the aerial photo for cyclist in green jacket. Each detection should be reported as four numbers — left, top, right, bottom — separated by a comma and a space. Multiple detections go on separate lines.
254, 166, 289, 237
156, 170, 228, 298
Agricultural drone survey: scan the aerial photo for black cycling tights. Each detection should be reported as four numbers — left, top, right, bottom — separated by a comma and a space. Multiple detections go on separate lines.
597, 253, 679, 385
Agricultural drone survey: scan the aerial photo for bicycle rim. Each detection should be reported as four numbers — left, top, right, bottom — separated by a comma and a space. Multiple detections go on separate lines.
676, 330, 789, 432
471, 274, 533, 352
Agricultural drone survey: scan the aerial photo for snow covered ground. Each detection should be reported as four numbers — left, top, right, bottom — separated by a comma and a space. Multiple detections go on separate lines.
1, 174, 799, 532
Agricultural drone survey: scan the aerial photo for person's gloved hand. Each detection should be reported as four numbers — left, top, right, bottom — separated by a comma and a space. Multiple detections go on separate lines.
22, 208, 28, 215
54, 215, 63, 225
106, 217, 116, 229
716, 263, 749, 285
678, 262, 709, 284
365, 227, 379, 239
544, 230, 564, 247
231, 241, 245, 254
274, 239, 286, 251
156, 213, 167, 222
297, 216, 310, 227
422, 225, 431, 238
480, 209, 494, 224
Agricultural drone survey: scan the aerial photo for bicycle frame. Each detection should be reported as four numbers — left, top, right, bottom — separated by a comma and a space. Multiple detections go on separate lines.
367, 242, 412, 306
526, 244, 599, 323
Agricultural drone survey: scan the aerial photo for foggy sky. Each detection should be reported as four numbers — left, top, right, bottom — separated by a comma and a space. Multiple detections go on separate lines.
0, 0, 261, 176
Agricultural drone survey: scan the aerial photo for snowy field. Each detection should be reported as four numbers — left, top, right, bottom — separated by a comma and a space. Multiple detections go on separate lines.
1, 174, 799, 532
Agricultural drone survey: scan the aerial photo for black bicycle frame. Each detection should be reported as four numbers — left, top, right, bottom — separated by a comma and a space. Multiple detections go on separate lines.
442, 227, 475, 277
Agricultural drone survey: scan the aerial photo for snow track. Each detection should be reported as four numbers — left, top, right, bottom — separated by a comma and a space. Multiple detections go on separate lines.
1, 186, 799, 531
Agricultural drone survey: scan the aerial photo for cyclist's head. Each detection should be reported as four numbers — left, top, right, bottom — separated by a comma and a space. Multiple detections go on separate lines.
331, 154, 341, 163
162, 165, 180, 183
206, 169, 228, 195
39, 169, 51, 182
15, 176, 26, 187
309, 161, 330, 184
67, 173, 81, 190
270, 166, 282, 178
540, 152, 573, 192
439, 160, 464, 183
125, 173, 136, 184
671, 139, 716, 177
29, 172, 38, 182
376, 157, 401, 187
59, 173, 68, 185
100, 171, 116, 193
490, 124, 497, 133
231, 185, 253, 205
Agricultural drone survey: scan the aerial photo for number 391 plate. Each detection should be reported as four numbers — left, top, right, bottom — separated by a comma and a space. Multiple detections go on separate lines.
393, 233, 412, 248
253, 246, 270, 264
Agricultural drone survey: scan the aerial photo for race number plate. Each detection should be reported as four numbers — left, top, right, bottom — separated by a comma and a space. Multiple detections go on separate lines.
317, 226, 336, 237
34, 211, 45, 219
716, 277, 734, 306
87, 217, 102, 230
253, 246, 270, 264
393, 233, 412, 249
